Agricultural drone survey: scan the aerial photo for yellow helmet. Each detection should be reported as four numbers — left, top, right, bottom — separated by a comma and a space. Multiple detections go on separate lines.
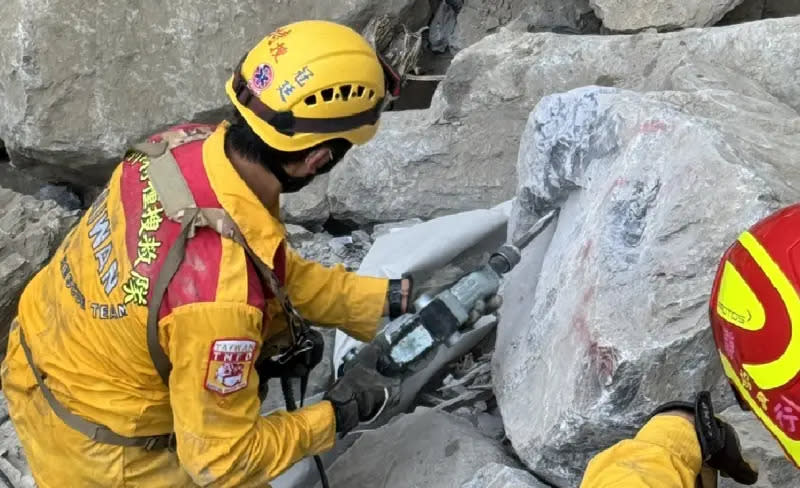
226, 20, 399, 152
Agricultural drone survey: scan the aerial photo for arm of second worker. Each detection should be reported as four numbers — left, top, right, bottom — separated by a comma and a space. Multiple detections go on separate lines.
284, 246, 388, 342
161, 302, 336, 486
580, 415, 702, 488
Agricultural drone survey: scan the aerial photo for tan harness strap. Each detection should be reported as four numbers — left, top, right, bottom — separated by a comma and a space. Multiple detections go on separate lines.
19, 327, 172, 450
233, 232, 310, 345
130, 141, 168, 158
143, 143, 311, 385
147, 208, 200, 385
192, 209, 311, 345
146, 146, 198, 223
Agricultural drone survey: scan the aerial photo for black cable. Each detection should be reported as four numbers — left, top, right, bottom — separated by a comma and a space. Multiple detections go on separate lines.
281, 377, 330, 488
313, 455, 328, 487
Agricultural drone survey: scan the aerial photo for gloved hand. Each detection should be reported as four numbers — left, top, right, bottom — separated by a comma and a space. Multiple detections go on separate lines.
255, 328, 325, 402
651, 391, 758, 486
324, 343, 400, 435
465, 294, 503, 326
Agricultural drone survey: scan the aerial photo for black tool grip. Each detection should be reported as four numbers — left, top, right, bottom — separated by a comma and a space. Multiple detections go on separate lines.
419, 298, 461, 341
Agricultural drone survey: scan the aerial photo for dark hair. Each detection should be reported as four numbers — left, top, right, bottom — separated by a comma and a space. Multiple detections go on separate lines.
223, 109, 352, 171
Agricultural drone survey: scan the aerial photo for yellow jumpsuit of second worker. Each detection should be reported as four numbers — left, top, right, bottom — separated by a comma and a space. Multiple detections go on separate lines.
581, 415, 704, 487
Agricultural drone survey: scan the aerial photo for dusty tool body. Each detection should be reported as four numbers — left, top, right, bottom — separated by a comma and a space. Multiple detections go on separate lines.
341, 209, 557, 379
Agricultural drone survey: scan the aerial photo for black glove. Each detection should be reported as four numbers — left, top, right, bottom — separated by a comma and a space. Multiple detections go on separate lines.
324, 344, 399, 434
255, 328, 325, 402
650, 391, 758, 486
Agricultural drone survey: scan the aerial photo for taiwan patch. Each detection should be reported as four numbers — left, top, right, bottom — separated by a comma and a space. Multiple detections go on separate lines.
204, 339, 257, 395
249, 64, 274, 94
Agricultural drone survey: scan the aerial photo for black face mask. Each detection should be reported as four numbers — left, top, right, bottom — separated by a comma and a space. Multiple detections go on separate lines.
265, 160, 314, 193
266, 140, 351, 193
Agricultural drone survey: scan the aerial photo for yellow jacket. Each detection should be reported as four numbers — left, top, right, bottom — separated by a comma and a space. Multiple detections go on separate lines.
5, 123, 388, 486
580, 415, 702, 487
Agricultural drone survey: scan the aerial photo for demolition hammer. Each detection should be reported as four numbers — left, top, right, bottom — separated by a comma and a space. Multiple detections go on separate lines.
341, 209, 558, 380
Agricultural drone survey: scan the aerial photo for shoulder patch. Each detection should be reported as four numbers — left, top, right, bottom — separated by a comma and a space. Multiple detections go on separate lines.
204, 339, 257, 395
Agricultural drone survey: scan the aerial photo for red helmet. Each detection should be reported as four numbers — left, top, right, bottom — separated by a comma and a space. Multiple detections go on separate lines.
710, 204, 800, 466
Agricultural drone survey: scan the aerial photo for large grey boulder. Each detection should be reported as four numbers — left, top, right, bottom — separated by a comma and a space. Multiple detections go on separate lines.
589, 0, 744, 31
429, 0, 460, 53
320, 408, 512, 487
280, 175, 330, 230
495, 82, 800, 486
763, 0, 800, 17
722, 0, 800, 24
719, 407, 800, 488
329, 17, 800, 225
0, 0, 428, 189
0, 186, 80, 341
461, 463, 549, 488
450, 0, 598, 51
435, 17, 800, 120
328, 109, 514, 224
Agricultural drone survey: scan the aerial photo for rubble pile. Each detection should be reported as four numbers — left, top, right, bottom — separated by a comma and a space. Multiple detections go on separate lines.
419, 350, 508, 443
285, 224, 374, 272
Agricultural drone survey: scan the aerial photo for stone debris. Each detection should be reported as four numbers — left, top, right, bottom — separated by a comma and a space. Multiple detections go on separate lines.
286, 228, 373, 272
418, 350, 496, 421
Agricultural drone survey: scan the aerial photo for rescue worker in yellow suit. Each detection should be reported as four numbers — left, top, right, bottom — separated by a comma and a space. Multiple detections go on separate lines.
2, 20, 411, 487
580, 204, 800, 486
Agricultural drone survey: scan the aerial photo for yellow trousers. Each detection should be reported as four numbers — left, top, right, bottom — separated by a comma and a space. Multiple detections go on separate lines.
2, 324, 195, 488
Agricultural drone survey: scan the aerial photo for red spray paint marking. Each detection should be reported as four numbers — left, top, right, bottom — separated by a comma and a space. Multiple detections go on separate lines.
639, 120, 668, 134
579, 239, 593, 265
571, 285, 619, 386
